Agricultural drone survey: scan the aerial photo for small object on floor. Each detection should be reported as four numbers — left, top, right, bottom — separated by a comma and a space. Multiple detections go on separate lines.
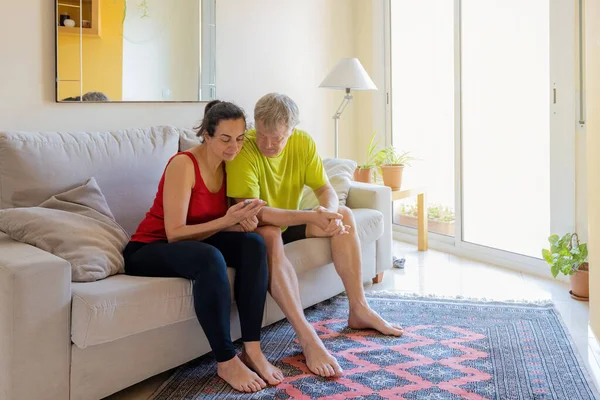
393, 256, 405, 269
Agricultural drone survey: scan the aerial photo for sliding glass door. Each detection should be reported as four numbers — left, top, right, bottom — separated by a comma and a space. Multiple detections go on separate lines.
389, 0, 455, 237
389, 0, 576, 261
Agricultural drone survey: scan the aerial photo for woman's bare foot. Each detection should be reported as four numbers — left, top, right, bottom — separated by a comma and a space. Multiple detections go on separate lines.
241, 343, 285, 385
217, 356, 267, 393
348, 306, 404, 336
301, 338, 344, 378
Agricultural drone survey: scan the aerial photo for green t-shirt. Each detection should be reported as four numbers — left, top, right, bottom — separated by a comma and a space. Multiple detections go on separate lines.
226, 129, 328, 210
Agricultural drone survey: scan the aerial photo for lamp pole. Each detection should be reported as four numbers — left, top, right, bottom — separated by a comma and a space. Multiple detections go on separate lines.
332, 88, 353, 158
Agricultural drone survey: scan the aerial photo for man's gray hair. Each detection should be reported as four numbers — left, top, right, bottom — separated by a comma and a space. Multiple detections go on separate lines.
254, 93, 300, 131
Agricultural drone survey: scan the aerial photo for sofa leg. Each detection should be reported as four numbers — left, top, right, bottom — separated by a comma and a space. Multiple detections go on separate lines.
372, 272, 384, 284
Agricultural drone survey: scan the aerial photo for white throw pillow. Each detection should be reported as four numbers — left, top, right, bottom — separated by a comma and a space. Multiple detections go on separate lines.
300, 158, 357, 209
0, 178, 130, 282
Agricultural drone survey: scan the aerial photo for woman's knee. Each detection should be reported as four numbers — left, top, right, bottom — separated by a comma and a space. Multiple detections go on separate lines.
191, 244, 227, 279
239, 233, 268, 262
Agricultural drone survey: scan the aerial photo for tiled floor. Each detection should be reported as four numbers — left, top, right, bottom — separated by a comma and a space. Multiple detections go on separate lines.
104, 240, 600, 399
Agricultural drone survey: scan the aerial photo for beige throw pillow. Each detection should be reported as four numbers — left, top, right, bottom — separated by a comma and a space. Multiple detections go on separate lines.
178, 127, 201, 151
0, 177, 129, 282
300, 158, 357, 210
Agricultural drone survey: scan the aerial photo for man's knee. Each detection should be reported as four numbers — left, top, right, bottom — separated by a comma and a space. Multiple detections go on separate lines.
255, 225, 283, 245
338, 205, 355, 225
338, 205, 352, 217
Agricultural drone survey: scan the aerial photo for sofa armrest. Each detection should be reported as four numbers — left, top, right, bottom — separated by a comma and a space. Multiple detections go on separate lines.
0, 232, 71, 400
346, 182, 393, 277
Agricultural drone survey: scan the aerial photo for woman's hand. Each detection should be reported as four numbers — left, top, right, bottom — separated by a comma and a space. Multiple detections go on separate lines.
239, 216, 259, 232
225, 199, 265, 226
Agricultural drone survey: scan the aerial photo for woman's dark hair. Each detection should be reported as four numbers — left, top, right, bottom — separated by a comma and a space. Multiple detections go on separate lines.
195, 100, 247, 139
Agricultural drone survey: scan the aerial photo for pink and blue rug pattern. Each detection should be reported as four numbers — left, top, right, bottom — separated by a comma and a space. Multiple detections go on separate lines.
151, 294, 599, 399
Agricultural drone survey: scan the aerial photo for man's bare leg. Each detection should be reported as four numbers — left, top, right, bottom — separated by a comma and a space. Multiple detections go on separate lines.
306, 206, 403, 336
255, 226, 343, 378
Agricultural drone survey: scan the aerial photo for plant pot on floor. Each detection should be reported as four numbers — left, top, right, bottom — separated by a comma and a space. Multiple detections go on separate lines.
354, 167, 375, 183
542, 232, 589, 301
380, 164, 405, 190
570, 262, 589, 300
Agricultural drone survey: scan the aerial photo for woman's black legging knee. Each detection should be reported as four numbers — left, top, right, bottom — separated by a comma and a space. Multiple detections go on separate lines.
123, 232, 268, 362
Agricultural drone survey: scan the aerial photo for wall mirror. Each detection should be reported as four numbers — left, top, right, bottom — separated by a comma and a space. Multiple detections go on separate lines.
55, 0, 216, 103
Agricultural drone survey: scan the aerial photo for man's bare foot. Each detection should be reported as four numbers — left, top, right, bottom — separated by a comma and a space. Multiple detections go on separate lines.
302, 339, 344, 378
217, 356, 267, 393
241, 347, 285, 386
348, 306, 404, 336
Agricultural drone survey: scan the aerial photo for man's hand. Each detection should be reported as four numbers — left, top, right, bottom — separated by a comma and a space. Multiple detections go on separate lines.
323, 217, 351, 236
310, 206, 349, 236
239, 216, 259, 232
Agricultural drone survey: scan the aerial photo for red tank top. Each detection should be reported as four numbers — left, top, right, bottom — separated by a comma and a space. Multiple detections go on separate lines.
130, 152, 228, 243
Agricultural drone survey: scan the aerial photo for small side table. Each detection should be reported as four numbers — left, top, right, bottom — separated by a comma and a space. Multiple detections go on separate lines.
391, 187, 428, 251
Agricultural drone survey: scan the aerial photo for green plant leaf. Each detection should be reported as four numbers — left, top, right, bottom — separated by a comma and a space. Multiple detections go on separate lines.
559, 248, 571, 257
548, 234, 559, 245
580, 244, 588, 260
551, 263, 560, 278
542, 249, 553, 264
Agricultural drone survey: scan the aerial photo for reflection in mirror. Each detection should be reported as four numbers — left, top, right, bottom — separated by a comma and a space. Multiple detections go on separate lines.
55, 0, 215, 102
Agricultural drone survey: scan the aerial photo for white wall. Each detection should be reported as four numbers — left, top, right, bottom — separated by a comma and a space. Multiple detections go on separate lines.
215, 0, 358, 160
0, 0, 204, 132
352, 0, 387, 165
585, 0, 600, 341
122, 0, 200, 101
0, 0, 360, 162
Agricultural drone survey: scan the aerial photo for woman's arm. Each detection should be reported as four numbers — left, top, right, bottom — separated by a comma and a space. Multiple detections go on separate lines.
163, 156, 235, 242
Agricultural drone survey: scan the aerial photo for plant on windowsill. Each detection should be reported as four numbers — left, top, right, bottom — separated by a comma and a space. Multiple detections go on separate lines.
542, 233, 589, 301
398, 203, 455, 235
373, 146, 415, 191
354, 132, 380, 184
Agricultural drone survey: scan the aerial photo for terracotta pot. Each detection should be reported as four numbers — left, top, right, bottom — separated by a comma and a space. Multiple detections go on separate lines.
354, 167, 375, 183
381, 164, 405, 190
570, 262, 589, 300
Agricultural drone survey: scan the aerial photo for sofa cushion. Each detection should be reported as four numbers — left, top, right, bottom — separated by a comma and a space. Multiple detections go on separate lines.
71, 208, 383, 348
0, 178, 129, 282
0, 127, 179, 235
352, 208, 385, 245
300, 158, 357, 209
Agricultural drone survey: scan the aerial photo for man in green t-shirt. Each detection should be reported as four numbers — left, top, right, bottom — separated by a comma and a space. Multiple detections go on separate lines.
227, 93, 403, 378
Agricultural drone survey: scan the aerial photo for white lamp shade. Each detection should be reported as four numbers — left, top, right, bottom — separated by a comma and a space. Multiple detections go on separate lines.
319, 58, 377, 91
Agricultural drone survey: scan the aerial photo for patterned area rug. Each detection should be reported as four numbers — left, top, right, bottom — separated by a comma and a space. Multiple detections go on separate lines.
150, 293, 599, 399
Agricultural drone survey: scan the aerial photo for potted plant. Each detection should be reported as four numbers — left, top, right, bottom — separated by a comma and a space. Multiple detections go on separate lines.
354, 132, 379, 183
397, 203, 455, 235
374, 146, 414, 190
542, 233, 589, 300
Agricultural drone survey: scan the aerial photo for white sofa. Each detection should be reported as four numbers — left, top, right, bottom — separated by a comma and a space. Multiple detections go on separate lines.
0, 126, 392, 400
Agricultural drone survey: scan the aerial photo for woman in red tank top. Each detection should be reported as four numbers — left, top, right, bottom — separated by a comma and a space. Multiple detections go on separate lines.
123, 101, 284, 392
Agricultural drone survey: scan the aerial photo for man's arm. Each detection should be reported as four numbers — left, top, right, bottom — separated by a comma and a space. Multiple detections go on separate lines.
233, 199, 342, 229
313, 183, 339, 212
233, 199, 313, 227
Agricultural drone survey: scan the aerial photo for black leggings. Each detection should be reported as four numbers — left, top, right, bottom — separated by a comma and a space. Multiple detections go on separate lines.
123, 232, 268, 362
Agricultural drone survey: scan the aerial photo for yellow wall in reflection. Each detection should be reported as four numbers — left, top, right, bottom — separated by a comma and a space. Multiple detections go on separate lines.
57, 0, 124, 101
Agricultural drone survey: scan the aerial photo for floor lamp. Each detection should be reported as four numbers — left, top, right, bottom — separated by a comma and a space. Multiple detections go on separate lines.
319, 58, 377, 158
